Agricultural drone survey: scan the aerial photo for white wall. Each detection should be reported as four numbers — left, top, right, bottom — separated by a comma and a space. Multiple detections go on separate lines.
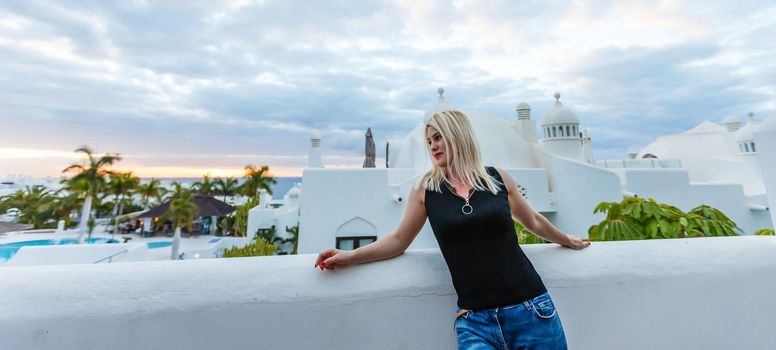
534, 147, 624, 237
4, 243, 147, 266
755, 125, 776, 226
1, 236, 775, 349
621, 169, 773, 233
298, 168, 421, 254
298, 166, 581, 254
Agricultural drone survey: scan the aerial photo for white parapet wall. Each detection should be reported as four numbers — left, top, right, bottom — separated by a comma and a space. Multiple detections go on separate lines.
4, 243, 148, 267
1, 236, 775, 349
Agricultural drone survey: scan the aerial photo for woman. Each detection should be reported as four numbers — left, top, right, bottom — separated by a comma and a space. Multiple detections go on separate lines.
314, 109, 591, 349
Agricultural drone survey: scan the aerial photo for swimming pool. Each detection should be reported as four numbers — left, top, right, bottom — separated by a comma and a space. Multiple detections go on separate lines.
0, 238, 119, 262
146, 241, 172, 249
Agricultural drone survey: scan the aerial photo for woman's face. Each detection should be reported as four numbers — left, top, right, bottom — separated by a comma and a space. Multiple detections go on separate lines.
426, 125, 448, 168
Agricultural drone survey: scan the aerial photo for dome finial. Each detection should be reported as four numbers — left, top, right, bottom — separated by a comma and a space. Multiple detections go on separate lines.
437, 87, 445, 101
747, 111, 754, 120
553, 92, 561, 106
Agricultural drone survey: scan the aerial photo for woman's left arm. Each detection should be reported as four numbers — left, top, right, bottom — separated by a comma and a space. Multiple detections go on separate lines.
495, 168, 590, 250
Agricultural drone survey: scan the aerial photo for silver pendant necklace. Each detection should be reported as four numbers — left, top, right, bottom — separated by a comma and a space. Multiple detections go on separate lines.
446, 181, 474, 215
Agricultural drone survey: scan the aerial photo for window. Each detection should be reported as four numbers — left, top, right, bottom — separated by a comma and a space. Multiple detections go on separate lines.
566, 125, 570, 137
256, 226, 275, 237
745, 143, 749, 152
336, 236, 377, 250
751, 142, 756, 152
552, 127, 557, 137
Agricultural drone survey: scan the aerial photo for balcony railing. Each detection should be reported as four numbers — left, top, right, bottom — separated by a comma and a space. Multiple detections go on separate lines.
596, 158, 683, 169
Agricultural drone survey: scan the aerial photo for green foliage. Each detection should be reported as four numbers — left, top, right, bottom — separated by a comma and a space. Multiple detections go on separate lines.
754, 228, 775, 236
214, 177, 239, 201
0, 186, 59, 228
232, 198, 258, 237
222, 237, 278, 258
684, 205, 740, 237
588, 197, 741, 241
217, 214, 236, 236
137, 178, 163, 209
159, 190, 199, 232
240, 165, 277, 199
192, 174, 216, 196
62, 146, 122, 231
283, 225, 300, 254
514, 221, 547, 244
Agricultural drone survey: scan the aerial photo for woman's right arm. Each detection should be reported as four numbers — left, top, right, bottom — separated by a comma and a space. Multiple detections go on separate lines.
314, 184, 427, 270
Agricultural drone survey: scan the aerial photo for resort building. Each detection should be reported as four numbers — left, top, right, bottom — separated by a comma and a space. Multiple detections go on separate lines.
248, 89, 775, 254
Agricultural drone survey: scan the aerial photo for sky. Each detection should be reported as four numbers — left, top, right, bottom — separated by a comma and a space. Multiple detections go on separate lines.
1, 0, 774, 178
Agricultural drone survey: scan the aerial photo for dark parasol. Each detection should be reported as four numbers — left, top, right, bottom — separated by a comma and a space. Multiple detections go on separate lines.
140, 194, 235, 218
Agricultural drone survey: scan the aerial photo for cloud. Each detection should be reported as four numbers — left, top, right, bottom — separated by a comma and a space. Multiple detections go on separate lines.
0, 0, 775, 176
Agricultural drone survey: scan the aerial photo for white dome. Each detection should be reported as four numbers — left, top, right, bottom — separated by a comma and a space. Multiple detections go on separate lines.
735, 122, 757, 142
288, 183, 302, 196
540, 93, 579, 126
424, 87, 454, 121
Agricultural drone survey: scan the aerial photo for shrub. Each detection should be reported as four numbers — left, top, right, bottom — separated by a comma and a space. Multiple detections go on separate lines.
754, 228, 775, 236
588, 197, 741, 241
222, 237, 277, 258
515, 221, 547, 244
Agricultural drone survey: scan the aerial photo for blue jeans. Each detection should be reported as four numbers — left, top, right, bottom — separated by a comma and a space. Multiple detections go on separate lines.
454, 291, 568, 350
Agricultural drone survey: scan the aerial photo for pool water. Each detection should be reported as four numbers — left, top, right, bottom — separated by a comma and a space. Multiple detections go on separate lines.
0, 238, 119, 262
146, 241, 172, 249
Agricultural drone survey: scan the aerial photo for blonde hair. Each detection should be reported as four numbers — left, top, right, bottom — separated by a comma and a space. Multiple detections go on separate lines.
417, 110, 501, 194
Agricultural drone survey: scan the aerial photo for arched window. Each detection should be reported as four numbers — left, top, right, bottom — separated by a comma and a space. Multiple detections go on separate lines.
559, 126, 564, 137
566, 125, 570, 137
751, 142, 756, 152
552, 127, 557, 137
744, 143, 749, 152
572, 126, 576, 136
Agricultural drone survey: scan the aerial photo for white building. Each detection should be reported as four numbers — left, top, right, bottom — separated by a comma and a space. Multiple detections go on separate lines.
247, 89, 774, 254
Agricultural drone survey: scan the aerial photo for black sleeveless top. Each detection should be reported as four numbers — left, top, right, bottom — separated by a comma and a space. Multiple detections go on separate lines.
424, 166, 547, 310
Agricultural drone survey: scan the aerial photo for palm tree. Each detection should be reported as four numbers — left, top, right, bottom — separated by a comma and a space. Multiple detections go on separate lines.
37, 188, 83, 229
214, 177, 239, 202
106, 171, 140, 237
63, 147, 121, 243
137, 178, 163, 209
0, 186, 58, 228
164, 181, 189, 201
233, 198, 257, 237
240, 165, 276, 201
192, 174, 216, 196
160, 190, 199, 260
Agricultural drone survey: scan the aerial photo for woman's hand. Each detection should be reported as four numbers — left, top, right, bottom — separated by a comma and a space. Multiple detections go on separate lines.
561, 234, 591, 250
314, 248, 356, 270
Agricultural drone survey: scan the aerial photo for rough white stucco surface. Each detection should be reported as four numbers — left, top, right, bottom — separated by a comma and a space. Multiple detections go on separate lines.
2, 236, 775, 350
